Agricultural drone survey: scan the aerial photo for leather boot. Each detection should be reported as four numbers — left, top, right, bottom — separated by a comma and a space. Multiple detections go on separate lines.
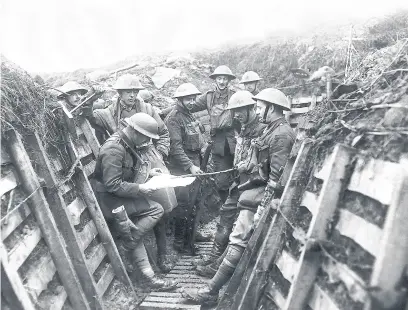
154, 218, 172, 273
195, 230, 212, 242
181, 286, 218, 306
196, 247, 227, 278
143, 275, 179, 291
157, 255, 172, 273
192, 239, 225, 267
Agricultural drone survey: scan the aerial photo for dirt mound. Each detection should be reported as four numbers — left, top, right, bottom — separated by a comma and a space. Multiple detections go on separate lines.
1, 56, 65, 151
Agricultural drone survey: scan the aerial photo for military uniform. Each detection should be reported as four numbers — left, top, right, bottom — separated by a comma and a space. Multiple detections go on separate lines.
84, 98, 170, 157
165, 103, 206, 250
93, 132, 164, 223
190, 88, 236, 198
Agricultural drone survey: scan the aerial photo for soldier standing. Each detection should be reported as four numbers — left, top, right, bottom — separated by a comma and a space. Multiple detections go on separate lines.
239, 71, 262, 96
182, 89, 296, 305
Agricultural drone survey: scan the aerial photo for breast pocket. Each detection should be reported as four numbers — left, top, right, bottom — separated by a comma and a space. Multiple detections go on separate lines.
184, 123, 200, 151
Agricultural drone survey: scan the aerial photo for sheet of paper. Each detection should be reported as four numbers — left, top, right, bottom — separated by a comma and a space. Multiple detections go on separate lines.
143, 174, 196, 190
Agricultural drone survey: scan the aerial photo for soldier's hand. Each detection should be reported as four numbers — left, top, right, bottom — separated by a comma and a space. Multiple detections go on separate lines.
189, 165, 203, 175
139, 183, 159, 195
235, 161, 248, 173
149, 168, 164, 177
91, 85, 105, 95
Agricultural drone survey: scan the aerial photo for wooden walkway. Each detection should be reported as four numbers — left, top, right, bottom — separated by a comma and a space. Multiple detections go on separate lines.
140, 242, 214, 310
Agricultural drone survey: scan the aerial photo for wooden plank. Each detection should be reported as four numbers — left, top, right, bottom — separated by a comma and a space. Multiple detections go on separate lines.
78, 117, 100, 157
66, 197, 87, 226
366, 175, 408, 310
275, 249, 298, 283
336, 208, 382, 257
50, 157, 64, 173
284, 144, 355, 310
47, 288, 68, 310
321, 253, 369, 304
1, 241, 36, 310
268, 287, 286, 309
228, 139, 315, 310
348, 157, 401, 205
21, 132, 97, 310
87, 243, 107, 274
140, 302, 201, 309
1, 203, 31, 241
144, 296, 190, 303
8, 225, 42, 271
77, 220, 98, 252
23, 251, 57, 299
77, 138, 93, 159
0, 170, 18, 197
300, 191, 318, 216
307, 285, 340, 310
96, 264, 115, 296
68, 138, 134, 290
83, 160, 96, 178
291, 107, 310, 114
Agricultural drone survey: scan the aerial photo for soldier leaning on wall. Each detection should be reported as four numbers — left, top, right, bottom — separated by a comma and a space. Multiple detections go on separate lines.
80, 74, 175, 273
182, 88, 296, 306
189, 65, 237, 204
164, 83, 212, 254
93, 112, 177, 291
192, 90, 268, 278
239, 71, 262, 96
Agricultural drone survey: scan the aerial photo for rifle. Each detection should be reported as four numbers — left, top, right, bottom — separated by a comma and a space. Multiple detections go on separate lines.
185, 141, 213, 255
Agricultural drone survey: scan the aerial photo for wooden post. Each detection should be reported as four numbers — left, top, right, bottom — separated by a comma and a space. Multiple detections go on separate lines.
1, 242, 36, 310
4, 129, 93, 310
284, 144, 355, 310
365, 174, 408, 310
78, 117, 100, 157
17, 131, 103, 310
66, 135, 135, 290
230, 139, 315, 310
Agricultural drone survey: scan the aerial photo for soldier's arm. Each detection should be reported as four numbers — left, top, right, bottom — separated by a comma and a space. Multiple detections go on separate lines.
101, 145, 141, 197
150, 107, 171, 157
259, 134, 294, 208
189, 92, 209, 113
167, 118, 194, 171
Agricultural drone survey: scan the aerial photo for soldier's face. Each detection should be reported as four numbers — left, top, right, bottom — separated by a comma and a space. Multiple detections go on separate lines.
120, 89, 139, 107
133, 132, 150, 146
181, 95, 196, 111
66, 90, 83, 106
256, 100, 269, 122
244, 82, 257, 94
215, 76, 229, 90
233, 106, 250, 124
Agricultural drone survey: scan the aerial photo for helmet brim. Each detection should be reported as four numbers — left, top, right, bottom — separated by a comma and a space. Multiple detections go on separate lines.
253, 97, 291, 111
239, 78, 262, 84
124, 118, 160, 140
209, 73, 236, 80
113, 86, 145, 91
57, 88, 88, 99
173, 91, 201, 99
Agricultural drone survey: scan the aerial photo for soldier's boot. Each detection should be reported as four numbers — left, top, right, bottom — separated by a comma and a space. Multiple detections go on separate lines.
193, 224, 229, 267
196, 247, 227, 278
173, 218, 186, 252
184, 245, 242, 304
154, 218, 172, 273
131, 242, 178, 291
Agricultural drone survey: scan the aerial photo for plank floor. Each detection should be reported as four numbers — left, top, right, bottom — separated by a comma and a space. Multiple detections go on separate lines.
140, 242, 213, 310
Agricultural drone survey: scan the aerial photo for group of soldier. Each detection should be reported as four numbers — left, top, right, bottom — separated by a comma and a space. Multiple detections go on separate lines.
56, 64, 295, 305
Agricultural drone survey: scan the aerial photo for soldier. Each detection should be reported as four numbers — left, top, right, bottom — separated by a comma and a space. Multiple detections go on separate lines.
182, 88, 296, 305
56, 81, 89, 107
165, 83, 211, 253
93, 113, 177, 290
194, 90, 267, 277
189, 65, 237, 203
82, 74, 174, 272
239, 71, 262, 96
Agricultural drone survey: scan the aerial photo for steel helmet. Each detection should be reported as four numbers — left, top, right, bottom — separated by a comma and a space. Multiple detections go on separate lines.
113, 74, 145, 90
253, 88, 291, 111
124, 113, 160, 139
239, 71, 262, 84
209, 65, 236, 80
139, 89, 154, 102
57, 81, 88, 99
174, 83, 201, 98
226, 91, 255, 110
